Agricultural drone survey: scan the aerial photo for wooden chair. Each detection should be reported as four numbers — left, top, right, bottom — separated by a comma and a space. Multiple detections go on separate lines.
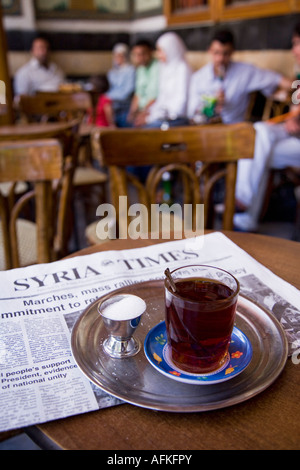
0, 119, 105, 190
17, 95, 108, 244
85, 123, 255, 244
244, 91, 260, 122
0, 120, 106, 252
262, 90, 291, 121
0, 139, 73, 270
245, 90, 290, 123
18, 92, 92, 123
0, 120, 78, 246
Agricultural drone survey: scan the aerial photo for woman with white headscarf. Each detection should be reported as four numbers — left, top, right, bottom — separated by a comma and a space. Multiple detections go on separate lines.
107, 43, 136, 127
128, 33, 192, 182
143, 32, 192, 128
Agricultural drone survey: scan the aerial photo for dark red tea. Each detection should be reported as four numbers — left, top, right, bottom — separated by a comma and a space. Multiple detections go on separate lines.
165, 277, 238, 374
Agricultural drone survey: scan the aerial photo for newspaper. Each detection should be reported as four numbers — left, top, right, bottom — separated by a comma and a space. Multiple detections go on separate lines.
0, 232, 299, 433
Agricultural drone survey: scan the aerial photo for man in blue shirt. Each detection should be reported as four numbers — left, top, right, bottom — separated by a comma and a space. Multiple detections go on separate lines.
107, 43, 136, 128
188, 30, 291, 124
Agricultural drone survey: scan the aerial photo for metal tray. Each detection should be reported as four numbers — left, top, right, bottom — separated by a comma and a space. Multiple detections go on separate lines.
71, 280, 288, 413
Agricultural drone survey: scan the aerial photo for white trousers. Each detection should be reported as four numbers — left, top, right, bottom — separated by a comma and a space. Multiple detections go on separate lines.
234, 122, 300, 230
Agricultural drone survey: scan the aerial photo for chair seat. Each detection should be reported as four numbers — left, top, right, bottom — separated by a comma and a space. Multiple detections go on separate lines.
0, 219, 37, 271
73, 167, 107, 186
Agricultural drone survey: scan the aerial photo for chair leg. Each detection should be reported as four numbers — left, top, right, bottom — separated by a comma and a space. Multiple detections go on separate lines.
293, 186, 300, 241
259, 170, 275, 221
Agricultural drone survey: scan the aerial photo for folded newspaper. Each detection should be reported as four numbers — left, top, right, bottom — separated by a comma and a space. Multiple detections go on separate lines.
0, 232, 299, 432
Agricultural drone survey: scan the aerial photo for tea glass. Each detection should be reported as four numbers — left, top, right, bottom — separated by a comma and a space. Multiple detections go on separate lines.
164, 265, 240, 374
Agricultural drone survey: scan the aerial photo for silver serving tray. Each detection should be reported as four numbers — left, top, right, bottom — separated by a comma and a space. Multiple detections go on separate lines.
71, 280, 288, 413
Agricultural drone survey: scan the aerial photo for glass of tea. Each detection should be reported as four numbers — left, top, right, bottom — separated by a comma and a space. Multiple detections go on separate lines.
164, 265, 240, 374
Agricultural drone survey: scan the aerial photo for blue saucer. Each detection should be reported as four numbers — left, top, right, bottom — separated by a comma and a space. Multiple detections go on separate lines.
144, 322, 253, 385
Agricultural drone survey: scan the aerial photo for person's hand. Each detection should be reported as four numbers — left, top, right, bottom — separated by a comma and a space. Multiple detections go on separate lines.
127, 110, 137, 124
133, 110, 148, 127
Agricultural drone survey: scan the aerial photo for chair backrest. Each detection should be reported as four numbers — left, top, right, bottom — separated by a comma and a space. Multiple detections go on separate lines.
18, 92, 92, 123
99, 123, 255, 235
0, 139, 72, 269
0, 121, 79, 257
262, 96, 291, 121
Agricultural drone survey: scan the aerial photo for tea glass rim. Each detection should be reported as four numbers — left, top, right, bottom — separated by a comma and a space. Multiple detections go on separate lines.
164, 264, 240, 304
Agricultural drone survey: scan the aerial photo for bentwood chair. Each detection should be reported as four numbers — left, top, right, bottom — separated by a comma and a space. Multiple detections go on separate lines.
262, 91, 291, 121
0, 121, 76, 205
18, 94, 108, 242
18, 92, 92, 123
0, 139, 73, 270
0, 120, 79, 247
85, 123, 255, 244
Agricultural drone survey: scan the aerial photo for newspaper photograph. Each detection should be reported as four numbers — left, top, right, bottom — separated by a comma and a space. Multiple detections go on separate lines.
0, 232, 299, 432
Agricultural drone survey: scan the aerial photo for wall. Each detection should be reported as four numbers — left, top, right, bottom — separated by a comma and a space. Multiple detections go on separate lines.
3, 0, 300, 79
3, 0, 166, 77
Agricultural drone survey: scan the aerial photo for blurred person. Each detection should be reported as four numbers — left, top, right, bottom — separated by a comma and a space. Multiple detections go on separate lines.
89, 74, 115, 128
137, 32, 192, 128
107, 43, 135, 128
14, 36, 65, 96
234, 23, 300, 232
128, 39, 159, 127
128, 33, 192, 185
188, 30, 292, 124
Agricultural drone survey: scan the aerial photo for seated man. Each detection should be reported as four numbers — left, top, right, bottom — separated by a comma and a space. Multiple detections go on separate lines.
128, 39, 159, 127
234, 23, 300, 232
188, 30, 291, 124
14, 36, 65, 96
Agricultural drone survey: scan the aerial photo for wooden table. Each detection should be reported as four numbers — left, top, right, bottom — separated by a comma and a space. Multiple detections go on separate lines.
0, 121, 96, 165
29, 232, 299, 451
0, 121, 68, 139
0, 120, 92, 140
1, 232, 299, 450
